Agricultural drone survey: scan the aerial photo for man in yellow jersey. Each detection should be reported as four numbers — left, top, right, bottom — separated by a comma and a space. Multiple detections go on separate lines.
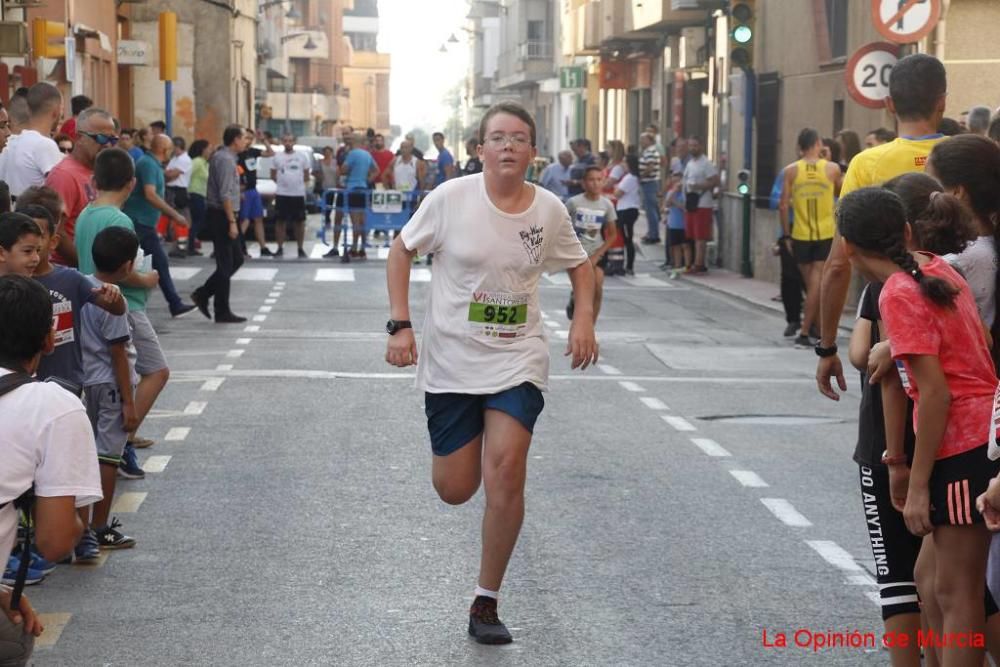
780, 128, 842, 349
816, 54, 947, 400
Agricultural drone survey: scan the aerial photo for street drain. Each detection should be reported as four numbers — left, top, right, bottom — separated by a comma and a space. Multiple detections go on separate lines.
699, 414, 844, 426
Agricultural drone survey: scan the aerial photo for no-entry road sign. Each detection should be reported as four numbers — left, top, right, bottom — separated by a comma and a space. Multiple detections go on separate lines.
871, 0, 942, 44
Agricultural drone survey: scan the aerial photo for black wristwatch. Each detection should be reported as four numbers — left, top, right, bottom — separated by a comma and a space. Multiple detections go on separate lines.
386, 319, 412, 335
814, 343, 838, 358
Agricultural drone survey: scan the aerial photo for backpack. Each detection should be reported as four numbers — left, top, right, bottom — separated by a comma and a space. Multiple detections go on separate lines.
0, 370, 37, 612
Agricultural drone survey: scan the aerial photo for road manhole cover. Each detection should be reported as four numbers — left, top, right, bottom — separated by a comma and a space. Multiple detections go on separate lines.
699, 414, 844, 426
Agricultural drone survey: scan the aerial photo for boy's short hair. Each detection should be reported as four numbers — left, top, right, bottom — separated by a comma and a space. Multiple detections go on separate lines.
0, 212, 41, 250
583, 165, 604, 178
0, 274, 52, 364
91, 226, 138, 274
93, 148, 135, 191
15, 204, 55, 235
14, 186, 62, 229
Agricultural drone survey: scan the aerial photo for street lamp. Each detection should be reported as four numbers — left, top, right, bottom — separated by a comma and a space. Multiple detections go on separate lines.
279, 32, 318, 134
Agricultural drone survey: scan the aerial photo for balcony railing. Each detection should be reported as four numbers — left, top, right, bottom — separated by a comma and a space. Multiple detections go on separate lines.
520, 40, 553, 59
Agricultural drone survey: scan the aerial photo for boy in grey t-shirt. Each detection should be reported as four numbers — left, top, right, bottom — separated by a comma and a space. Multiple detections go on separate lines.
564, 166, 617, 324
80, 227, 141, 552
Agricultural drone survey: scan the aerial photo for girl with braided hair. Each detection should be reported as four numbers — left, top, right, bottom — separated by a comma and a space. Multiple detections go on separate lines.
840, 186, 1000, 664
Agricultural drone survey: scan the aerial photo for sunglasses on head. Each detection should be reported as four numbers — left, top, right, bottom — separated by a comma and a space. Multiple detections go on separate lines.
80, 131, 119, 146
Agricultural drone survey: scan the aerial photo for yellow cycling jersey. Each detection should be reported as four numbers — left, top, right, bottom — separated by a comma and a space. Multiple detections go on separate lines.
791, 159, 836, 241
840, 136, 945, 197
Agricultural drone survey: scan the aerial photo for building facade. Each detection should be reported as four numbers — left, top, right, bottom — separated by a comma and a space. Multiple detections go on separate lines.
342, 0, 391, 136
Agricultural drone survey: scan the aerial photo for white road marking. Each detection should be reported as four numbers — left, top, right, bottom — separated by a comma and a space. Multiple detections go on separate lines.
215, 364, 233, 371
164, 427, 190, 441
544, 272, 571, 286
661, 415, 696, 431
729, 470, 768, 487
639, 396, 669, 411
806, 540, 863, 572
275, 281, 286, 286
258, 305, 272, 313
620, 273, 674, 288
200, 378, 225, 392
226, 349, 245, 358
168, 267, 202, 281
554, 330, 569, 339
598, 364, 622, 375
111, 492, 147, 513
619, 381, 645, 392
253, 314, 267, 322
265, 298, 277, 304
310, 243, 331, 259
142, 455, 172, 473
314, 268, 356, 282
268, 292, 281, 298
689, 437, 731, 457
235, 338, 252, 345
761, 499, 813, 527
184, 401, 207, 415
847, 574, 877, 586
33, 613, 72, 648
411, 268, 432, 282
233, 268, 279, 281
244, 325, 260, 333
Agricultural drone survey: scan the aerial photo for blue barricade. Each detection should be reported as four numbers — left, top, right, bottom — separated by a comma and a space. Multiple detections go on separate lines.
318, 188, 425, 252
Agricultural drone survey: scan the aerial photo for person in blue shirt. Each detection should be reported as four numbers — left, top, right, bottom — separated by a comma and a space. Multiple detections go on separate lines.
432, 132, 456, 188
339, 132, 378, 262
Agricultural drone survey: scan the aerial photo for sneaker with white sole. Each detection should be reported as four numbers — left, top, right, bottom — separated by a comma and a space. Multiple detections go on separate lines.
95, 518, 136, 550
118, 443, 145, 479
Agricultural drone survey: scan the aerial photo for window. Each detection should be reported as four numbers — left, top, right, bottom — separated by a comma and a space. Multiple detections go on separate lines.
754, 72, 780, 207
826, 0, 848, 60
833, 99, 844, 134
527, 20, 544, 41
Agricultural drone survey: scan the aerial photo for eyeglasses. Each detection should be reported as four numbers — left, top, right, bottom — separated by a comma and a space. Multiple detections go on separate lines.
485, 133, 532, 151
80, 131, 119, 146
59, 145, 72, 153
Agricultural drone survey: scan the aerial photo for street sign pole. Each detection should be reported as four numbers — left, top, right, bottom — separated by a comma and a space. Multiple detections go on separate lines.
741, 67, 755, 278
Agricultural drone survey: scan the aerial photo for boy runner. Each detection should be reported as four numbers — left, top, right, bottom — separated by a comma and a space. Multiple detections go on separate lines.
564, 165, 617, 323
385, 102, 599, 644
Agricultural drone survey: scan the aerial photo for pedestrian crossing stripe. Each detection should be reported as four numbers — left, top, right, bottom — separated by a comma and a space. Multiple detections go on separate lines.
171, 267, 279, 281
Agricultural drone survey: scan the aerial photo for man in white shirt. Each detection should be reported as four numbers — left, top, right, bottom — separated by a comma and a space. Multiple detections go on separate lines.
165, 136, 193, 258
0, 275, 102, 665
0, 83, 64, 198
385, 101, 598, 645
270, 133, 312, 258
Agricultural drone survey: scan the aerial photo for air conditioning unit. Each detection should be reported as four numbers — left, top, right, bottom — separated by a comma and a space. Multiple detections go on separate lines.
0, 22, 27, 57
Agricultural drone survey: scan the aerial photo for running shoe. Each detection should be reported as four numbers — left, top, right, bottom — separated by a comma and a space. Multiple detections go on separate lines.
468, 596, 512, 645
793, 334, 813, 349
29, 548, 57, 574
2, 555, 45, 586
191, 289, 211, 320
357, 250, 367, 260
118, 444, 145, 479
323, 247, 339, 258
129, 434, 156, 449
297, 248, 308, 259
95, 518, 136, 550
783, 322, 800, 338
274, 247, 284, 257
73, 529, 101, 562
168, 248, 187, 259
625, 269, 635, 276
260, 246, 274, 257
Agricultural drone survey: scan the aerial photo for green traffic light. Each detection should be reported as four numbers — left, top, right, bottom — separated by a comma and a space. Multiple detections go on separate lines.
737, 183, 750, 195
733, 25, 752, 44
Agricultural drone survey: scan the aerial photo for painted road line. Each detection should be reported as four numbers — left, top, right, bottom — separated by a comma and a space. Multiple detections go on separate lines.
806, 540, 864, 572
73, 551, 109, 568
412, 268, 432, 282
275, 281, 286, 286
314, 268, 356, 282
661, 415, 696, 432
244, 325, 260, 333
252, 314, 267, 322
847, 574, 877, 586
233, 268, 279, 281
268, 292, 281, 298
111, 492, 147, 514
639, 396, 669, 411
310, 243, 331, 259
619, 381, 645, 392
200, 378, 225, 392
761, 498, 813, 527
598, 364, 622, 375
729, 470, 768, 487
215, 364, 233, 372
554, 330, 569, 339
184, 401, 207, 415
164, 427, 190, 441
265, 298, 277, 304
620, 273, 674, 288
168, 267, 202, 281
258, 305, 273, 313
33, 613, 73, 648
142, 455, 172, 473
689, 437, 732, 457
226, 349, 245, 359
235, 338, 252, 345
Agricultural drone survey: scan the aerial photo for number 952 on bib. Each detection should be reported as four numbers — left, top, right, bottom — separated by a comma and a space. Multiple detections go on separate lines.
468, 291, 529, 339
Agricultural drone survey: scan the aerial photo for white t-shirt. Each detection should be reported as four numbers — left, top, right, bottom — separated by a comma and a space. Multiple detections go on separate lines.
272, 150, 312, 197
683, 154, 718, 209
0, 370, 102, 565
393, 156, 418, 191
0, 130, 64, 197
616, 173, 641, 210
944, 235, 998, 327
166, 152, 193, 188
400, 173, 588, 394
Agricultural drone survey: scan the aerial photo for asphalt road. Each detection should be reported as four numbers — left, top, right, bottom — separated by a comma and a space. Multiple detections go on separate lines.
28, 226, 891, 666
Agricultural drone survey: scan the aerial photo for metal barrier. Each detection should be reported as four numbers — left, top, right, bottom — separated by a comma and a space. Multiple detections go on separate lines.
318, 188, 425, 255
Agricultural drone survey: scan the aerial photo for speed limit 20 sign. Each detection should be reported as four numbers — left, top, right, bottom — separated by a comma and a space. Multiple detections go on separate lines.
846, 42, 900, 109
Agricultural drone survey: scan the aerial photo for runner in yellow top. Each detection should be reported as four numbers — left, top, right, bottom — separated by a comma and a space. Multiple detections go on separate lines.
780, 128, 842, 349
816, 53, 947, 400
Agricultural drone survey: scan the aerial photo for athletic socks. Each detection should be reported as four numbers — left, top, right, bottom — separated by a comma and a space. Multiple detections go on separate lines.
474, 585, 499, 601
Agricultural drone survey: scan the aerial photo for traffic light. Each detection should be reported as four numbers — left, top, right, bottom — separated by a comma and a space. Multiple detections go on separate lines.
31, 18, 64, 60
159, 12, 177, 81
737, 169, 751, 196
730, 0, 755, 70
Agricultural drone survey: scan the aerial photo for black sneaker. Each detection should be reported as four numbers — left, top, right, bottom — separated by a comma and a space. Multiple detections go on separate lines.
323, 247, 339, 258
171, 302, 196, 318
95, 518, 136, 550
274, 247, 284, 257
260, 246, 274, 257
468, 596, 512, 645
215, 313, 248, 324
191, 290, 211, 320
297, 248, 308, 259
783, 322, 800, 338
793, 334, 813, 349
